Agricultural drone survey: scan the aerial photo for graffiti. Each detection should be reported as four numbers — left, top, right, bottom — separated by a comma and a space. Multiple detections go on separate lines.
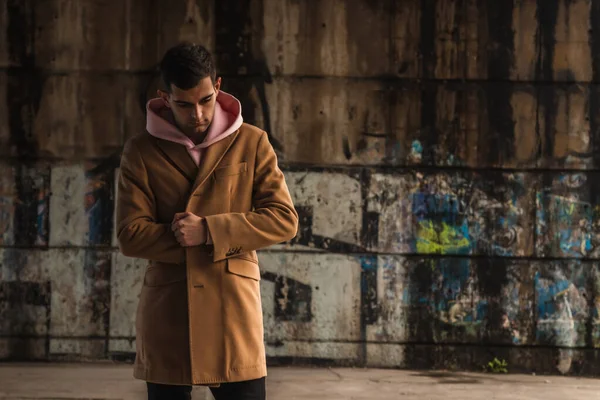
2, 162, 597, 373
534, 261, 600, 373
536, 173, 600, 258
367, 171, 531, 256
366, 256, 530, 347
535, 262, 598, 348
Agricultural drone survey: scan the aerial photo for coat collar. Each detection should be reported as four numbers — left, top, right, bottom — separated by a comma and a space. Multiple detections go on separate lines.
191, 130, 239, 193
152, 130, 240, 191
152, 137, 197, 183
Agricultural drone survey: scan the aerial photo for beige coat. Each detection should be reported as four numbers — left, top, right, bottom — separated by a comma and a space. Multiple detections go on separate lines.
116, 123, 298, 385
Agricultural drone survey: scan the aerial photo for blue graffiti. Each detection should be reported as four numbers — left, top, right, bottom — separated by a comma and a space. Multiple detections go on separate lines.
534, 267, 590, 347
537, 191, 593, 257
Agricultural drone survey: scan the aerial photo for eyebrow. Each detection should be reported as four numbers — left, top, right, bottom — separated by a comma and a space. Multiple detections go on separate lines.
174, 94, 214, 105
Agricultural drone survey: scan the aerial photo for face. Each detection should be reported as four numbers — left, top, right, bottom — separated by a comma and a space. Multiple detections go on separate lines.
158, 76, 221, 137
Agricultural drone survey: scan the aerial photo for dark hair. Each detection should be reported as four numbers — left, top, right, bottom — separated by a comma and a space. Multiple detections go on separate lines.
159, 42, 216, 91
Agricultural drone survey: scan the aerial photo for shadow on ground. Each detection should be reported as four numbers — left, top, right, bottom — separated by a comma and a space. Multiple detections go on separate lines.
411, 371, 481, 385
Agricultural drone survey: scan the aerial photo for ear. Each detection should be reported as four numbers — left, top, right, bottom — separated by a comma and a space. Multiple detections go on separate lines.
214, 77, 222, 94
157, 89, 170, 107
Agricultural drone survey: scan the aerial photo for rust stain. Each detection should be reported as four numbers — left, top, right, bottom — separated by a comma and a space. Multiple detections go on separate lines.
511, 89, 538, 165
552, 0, 592, 82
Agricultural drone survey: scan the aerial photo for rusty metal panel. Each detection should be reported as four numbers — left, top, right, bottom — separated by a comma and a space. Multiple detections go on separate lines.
426, 0, 592, 81
222, 0, 597, 82
2, 69, 40, 160
256, 0, 395, 77
238, 79, 599, 168
128, 0, 215, 71
429, 0, 487, 80
0, 72, 11, 157
0, 0, 34, 68
256, 77, 392, 165
34, 0, 129, 71
0, 1, 9, 68
27, 0, 213, 72
392, 0, 422, 78
512, 0, 537, 81
31, 74, 138, 159
4, 70, 147, 162
157, 0, 215, 59
123, 74, 151, 142
530, 0, 593, 82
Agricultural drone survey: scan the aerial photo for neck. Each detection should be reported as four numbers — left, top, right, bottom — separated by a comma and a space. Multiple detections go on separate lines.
187, 130, 208, 145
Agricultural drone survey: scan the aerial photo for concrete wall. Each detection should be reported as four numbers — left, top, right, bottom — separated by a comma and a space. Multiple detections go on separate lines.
2, 0, 600, 375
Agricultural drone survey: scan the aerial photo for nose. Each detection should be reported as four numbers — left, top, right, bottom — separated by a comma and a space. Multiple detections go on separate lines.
192, 105, 202, 121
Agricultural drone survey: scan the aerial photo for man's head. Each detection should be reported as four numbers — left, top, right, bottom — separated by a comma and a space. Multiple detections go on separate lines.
158, 42, 221, 138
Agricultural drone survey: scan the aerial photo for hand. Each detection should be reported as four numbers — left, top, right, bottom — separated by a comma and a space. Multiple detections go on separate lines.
171, 212, 207, 247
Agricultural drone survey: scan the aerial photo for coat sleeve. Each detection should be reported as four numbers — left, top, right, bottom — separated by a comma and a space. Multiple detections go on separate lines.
116, 139, 186, 264
204, 132, 298, 262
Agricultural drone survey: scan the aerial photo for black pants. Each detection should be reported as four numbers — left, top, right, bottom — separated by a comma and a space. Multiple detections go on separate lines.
147, 377, 266, 400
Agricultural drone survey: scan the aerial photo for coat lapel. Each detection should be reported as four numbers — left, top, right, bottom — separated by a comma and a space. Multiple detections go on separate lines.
152, 138, 198, 183
191, 131, 239, 194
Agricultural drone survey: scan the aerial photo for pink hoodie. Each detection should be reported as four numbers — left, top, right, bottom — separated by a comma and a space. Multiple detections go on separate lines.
145, 90, 243, 166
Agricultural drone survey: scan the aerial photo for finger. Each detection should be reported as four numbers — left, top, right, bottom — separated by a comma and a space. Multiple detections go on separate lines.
173, 212, 192, 222
172, 214, 182, 226
172, 220, 185, 231
173, 212, 186, 221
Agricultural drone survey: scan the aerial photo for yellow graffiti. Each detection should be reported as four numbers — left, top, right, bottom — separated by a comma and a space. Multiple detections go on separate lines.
416, 220, 470, 254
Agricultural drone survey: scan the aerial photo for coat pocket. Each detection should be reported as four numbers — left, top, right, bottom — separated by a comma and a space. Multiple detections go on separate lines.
214, 162, 247, 178
227, 257, 261, 281
144, 263, 187, 287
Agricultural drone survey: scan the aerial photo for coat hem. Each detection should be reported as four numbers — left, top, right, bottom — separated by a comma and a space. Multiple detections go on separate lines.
133, 364, 267, 386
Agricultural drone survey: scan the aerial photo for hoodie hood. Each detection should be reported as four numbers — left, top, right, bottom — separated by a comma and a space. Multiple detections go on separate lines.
145, 90, 243, 165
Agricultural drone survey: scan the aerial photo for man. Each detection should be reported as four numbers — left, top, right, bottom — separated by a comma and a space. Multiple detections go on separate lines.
116, 42, 298, 400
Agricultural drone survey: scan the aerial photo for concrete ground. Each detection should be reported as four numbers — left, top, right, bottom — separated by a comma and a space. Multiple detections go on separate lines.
1, 363, 599, 399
